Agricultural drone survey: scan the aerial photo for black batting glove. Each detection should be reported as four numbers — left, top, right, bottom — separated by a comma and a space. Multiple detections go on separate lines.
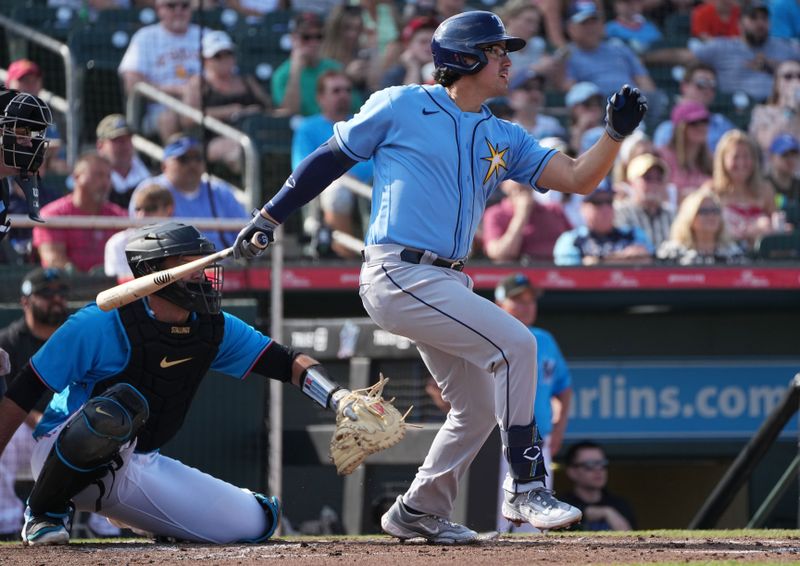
604, 84, 648, 142
233, 208, 277, 260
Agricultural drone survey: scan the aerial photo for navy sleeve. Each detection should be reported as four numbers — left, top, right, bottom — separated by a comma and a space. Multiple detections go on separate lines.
264, 138, 357, 223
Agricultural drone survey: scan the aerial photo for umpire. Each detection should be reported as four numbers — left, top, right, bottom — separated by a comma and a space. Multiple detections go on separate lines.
0, 222, 355, 546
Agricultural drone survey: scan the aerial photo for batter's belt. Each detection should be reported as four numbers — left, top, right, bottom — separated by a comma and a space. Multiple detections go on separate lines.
361, 246, 465, 271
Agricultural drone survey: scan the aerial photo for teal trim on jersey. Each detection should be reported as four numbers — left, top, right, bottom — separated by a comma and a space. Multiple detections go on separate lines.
333, 84, 556, 259
32, 302, 271, 439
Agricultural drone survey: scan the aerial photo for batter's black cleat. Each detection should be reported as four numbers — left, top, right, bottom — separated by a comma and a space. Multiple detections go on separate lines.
21, 505, 72, 546
381, 495, 477, 544
502, 488, 582, 530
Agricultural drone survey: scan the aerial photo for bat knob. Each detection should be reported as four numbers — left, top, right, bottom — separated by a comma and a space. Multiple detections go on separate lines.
254, 232, 269, 248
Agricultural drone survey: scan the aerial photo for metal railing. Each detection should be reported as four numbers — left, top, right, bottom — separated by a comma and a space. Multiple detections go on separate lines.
0, 14, 79, 167
126, 81, 261, 212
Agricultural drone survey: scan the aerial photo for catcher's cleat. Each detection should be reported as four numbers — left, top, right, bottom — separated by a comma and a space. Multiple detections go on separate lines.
21, 505, 72, 546
501, 488, 582, 530
381, 495, 478, 544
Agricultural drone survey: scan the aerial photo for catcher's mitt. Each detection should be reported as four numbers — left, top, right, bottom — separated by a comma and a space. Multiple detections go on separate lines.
330, 373, 417, 475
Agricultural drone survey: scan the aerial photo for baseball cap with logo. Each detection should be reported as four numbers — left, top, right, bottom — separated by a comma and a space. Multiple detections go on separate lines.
566, 81, 602, 107
670, 100, 710, 125
568, 0, 600, 24
627, 153, 669, 180
494, 273, 542, 303
163, 135, 201, 159
7, 59, 41, 83
583, 177, 615, 203
96, 114, 132, 140
202, 30, 235, 59
769, 133, 800, 156
290, 11, 324, 33
744, 1, 769, 17
509, 69, 544, 92
20, 267, 69, 297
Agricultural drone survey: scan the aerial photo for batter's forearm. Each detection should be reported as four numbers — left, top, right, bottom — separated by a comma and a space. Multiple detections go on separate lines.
539, 136, 620, 195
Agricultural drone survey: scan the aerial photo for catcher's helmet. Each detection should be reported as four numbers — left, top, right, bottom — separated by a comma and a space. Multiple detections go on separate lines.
0, 89, 53, 175
125, 222, 222, 314
431, 11, 525, 76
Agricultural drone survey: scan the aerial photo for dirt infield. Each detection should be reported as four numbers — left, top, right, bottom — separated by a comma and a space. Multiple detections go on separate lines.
2, 533, 800, 565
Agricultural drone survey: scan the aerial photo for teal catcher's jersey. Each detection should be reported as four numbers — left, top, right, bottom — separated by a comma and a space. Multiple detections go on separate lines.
334, 84, 557, 260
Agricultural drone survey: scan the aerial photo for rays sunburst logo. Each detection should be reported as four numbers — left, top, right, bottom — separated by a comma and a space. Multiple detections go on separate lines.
481, 139, 508, 183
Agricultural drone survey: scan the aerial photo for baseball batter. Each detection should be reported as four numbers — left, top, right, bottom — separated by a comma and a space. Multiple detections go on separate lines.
234, 11, 647, 543
0, 222, 361, 545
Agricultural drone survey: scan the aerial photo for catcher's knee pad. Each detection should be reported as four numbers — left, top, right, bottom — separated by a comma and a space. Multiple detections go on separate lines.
242, 493, 281, 543
500, 418, 547, 483
28, 383, 149, 515
59, 382, 149, 470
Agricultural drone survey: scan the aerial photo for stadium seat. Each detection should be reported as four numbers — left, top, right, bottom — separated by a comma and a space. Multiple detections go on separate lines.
95, 7, 157, 28
661, 13, 691, 48
235, 114, 293, 202
10, 6, 82, 42
754, 231, 800, 260
237, 25, 292, 87
68, 24, 134, 144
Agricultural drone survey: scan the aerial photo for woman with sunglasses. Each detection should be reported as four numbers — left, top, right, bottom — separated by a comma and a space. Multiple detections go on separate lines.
658, 100, 713, 203
183, 30, 271, 174
749, 59, 800, 159
657, 186, 745, 264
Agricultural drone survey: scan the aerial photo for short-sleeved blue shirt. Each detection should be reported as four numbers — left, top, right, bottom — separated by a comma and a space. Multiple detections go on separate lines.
566, 40, 648, 97
333, 84, 557, 260
31, 302, 271, 438
530, 327, 572, 438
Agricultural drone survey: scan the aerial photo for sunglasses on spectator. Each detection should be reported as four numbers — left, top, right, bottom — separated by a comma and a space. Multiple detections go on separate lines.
481, 45, 510, 59
161, 1, 190, 9
697, 206, 721, 216
34, 285, 69, 298
520, 81, 544, 92
588, 199, 614, 207
212, 50, 234, 59
300, 33, 324, 41
691, 78, 716, 90
780, 72, 800, 81
642, 170, 664, 182
687, 118, 710, 126
176, 153, 203, 164
573, 459, 609, 471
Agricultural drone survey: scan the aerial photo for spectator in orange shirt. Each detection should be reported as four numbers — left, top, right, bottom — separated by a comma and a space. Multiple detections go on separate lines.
691, 0, 740, 40
33, 153, 127, 272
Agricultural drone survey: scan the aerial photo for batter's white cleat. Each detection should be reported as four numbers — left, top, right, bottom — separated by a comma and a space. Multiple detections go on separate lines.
502, 488, 582, 530
381, 495, 478, 544
21, 506, 71, 546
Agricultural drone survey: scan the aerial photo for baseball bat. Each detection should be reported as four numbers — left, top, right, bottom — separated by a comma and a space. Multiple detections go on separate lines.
96, 232, 269, 312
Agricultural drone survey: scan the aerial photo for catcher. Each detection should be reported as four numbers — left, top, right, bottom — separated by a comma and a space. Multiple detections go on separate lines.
0, 221, 410, 545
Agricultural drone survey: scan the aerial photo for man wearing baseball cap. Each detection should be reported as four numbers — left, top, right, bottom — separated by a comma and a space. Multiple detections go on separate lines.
508, 69, 565, 140
127, 134, 247, 250
765, 133, 800, 213
615, 152, 674, 248
0, 268, 67, 540
553, 179, 654, 265
493, 273, 573, 533
95, 114, 152, 209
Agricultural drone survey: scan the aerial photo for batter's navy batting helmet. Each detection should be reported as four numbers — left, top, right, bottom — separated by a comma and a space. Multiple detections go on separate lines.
125, 222, 222, 315
431, 11, 525, 75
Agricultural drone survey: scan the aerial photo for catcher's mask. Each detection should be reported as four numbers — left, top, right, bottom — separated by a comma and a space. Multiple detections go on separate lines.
0, 89, 53, 230
125, 221, 222, 315
0, 90, 52, 176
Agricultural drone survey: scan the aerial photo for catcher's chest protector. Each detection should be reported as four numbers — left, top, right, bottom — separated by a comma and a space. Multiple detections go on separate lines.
93, 300, 224, 452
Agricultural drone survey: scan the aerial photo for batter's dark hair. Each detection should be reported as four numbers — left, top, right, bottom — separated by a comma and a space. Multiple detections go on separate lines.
433, 67, 462, 88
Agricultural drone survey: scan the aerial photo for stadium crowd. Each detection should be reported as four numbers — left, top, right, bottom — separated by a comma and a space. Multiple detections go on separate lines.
1, 0, 799, 269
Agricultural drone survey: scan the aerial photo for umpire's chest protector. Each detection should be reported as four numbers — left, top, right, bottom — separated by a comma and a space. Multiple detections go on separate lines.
93, 301, 224, 453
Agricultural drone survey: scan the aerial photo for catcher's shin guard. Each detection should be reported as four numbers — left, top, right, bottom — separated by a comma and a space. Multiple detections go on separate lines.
500, 418, 547, 488
28, 383, 149, 516
242, 493, 281, 542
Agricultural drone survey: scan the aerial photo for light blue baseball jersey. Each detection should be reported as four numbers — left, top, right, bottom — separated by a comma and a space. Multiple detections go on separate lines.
530, 327, 572, 438
333, 84, 558, 260
31, 301, 271, 439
